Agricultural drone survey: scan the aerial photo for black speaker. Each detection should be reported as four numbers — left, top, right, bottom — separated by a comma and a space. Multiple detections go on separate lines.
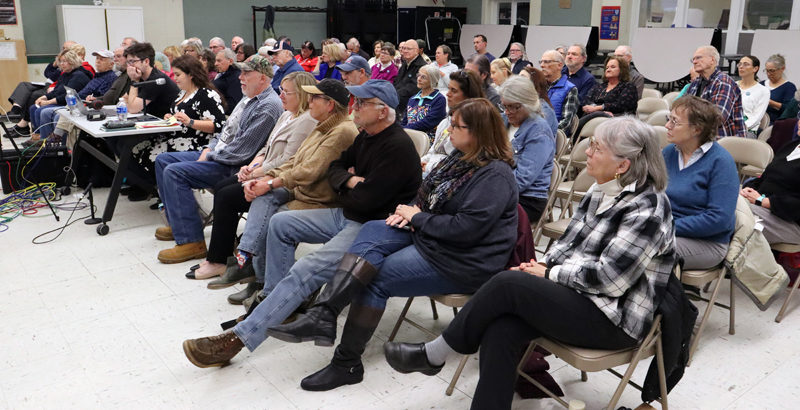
0, 146, 71, 194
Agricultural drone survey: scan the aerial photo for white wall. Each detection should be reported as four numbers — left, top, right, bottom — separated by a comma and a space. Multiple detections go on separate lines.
104, 0, 185, 51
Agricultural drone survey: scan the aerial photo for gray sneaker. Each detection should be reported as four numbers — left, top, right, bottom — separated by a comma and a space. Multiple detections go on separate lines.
207, 257, 255, 289
227, 281, 262, 305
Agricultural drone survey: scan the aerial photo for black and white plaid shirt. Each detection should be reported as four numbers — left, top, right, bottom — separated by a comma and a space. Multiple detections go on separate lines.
545, 182, 677, 341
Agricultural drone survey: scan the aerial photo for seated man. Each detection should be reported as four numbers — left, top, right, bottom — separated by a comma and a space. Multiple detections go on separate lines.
472, 34, 494, 62
562, 44, 597, 105
182, 80, 422, 367
213, 48, 243, 114
508, 42, 532, 74
686, 46, 747, 138
268, 41, 303, 94
335, 55, 371, 113
154, 56, 283, 263
209, 37, 226, 54
124, 42, 179, 118
540, 49, 579, 132
394, 40, 426, 118
614, 45, 645, 99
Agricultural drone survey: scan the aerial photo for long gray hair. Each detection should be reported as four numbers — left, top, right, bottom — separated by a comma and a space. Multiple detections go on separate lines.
498, 76, 542, 117
595, 116, 668, 191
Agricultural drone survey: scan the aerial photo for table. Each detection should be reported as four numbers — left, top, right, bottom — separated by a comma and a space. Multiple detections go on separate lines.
61, 109, 172, 235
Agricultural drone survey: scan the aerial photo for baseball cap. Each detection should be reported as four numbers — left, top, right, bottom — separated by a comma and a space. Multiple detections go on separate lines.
92, 49, 114, 58
267, 40, 295, 54
346, 79, 399, 109
301, 79, 350, 107
335, 55, 372, 75
236, 55, 273, 77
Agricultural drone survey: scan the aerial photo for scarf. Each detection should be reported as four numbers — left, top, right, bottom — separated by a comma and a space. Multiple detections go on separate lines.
417, 151, 481, 213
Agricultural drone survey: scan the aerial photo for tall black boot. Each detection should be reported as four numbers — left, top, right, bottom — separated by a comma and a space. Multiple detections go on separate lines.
266, 253, 377, 346
300, 304, 384, 391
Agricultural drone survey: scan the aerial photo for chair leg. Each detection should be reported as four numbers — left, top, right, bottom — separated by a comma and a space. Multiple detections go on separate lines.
517, 342, 570, 408
606, 348, 648, 410
445, 354, 470, 396
656, 333, 669, 410
388, 297, 415, 342
452, 306, 458, 316
776, 275, 800, 323
580, 370, 588, 381
429, 297, 439, 320
728, 271, 735, 335
687, 270, 725, 366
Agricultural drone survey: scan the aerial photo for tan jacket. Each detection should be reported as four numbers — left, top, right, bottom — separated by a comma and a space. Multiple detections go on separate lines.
266, 111, 358, 210
256, 110, 318, 175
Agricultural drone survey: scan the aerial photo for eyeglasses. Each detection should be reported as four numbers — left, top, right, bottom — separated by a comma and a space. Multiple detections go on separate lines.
126, 58, 141, 64
509, 49, 522, 53
765, 68, 781, 73
279, 86, 297, 96
666, 114, 690, 127
310, 94, 331, 102
690, 55, 708, 62
449, 118, 468, 131
503, 103, 524, 113
539, 59, 556, 65
588, 137, 605, 155
353, 98, 385, 110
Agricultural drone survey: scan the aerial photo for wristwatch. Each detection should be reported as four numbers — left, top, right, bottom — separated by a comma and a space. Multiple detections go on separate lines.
188, 119, 195, 128
267, 179, 274, 188
755, 194, 766, 207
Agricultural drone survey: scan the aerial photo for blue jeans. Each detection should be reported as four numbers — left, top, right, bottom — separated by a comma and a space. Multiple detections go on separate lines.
30, 104, 61, 137
154, 151, 237, 244
233, 208, 363, 351
347, 220, 471, 309
236, 188, 291, 278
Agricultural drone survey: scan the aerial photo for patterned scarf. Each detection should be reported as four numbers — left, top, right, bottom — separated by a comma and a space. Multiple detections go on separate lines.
417, 151, 482, 213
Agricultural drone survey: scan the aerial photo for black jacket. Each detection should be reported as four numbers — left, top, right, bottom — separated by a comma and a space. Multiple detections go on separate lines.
327, 122, 421, 223
213, 67, 244, 114
512, 59, 532, 75
45, 68, 92, 105
393, 55, 427, 114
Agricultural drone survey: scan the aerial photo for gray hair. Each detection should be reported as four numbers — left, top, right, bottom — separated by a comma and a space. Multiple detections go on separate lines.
422, 64, 441, 87
697, 45, 720, 66
543, 49, 565, 65
570, 43, 587, 58
182, 38, 204, 54
220, 48, 236, 61
594, 116, 668, 191
347, 37, 360, 48
510, 42, 527, 61
615, 45, 632, 57
766, 53, 787, 72
264, 38, 277, 47
209, 37, 226, 47
499, 76, 542, 117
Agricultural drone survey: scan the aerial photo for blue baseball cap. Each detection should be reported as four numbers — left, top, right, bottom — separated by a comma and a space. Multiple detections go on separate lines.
335, 55, 372, 75
346, 79, 398, 109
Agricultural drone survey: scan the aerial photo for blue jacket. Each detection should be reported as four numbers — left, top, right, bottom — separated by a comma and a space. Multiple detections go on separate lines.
663, 142, 739, 243
541, 103, 558, 136
402, 89, 447, 137
78, 70, 117, 99
511, 115, 555, 198
272, 58, 304, 94
547, 74, 576, 121
46, 68, 91, 105
562, 66, 597, 104
213, 66, 243, 115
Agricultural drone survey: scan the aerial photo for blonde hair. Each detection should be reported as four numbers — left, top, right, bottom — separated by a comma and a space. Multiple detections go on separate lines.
60, 49, 83, 69
282, 71, 317, 114
322, 43, 347, 63
68, 44, 86, 58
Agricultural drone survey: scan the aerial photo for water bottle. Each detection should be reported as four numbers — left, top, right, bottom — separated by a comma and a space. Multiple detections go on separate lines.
66, 89, 79, 117
116, 98, 128, 121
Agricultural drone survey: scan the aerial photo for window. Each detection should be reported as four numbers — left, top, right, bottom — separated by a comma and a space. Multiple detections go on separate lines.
744, 0, 793, 29
496, 1, 530, 25
639, 0, 678, 27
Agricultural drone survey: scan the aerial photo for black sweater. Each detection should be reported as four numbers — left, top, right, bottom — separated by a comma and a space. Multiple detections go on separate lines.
744, 139, 800, 224
327, 122, 422, 223
410, 160, 519, 290
213, 67, 243, 114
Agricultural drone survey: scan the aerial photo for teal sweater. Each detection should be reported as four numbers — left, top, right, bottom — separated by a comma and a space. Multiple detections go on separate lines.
663, 142, 739, 243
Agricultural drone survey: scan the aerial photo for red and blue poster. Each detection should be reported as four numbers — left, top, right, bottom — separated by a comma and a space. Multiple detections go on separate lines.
600, 6, 620, 40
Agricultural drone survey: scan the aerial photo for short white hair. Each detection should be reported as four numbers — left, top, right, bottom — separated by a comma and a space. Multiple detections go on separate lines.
210, 37, 226, 47
697, 45, 719, 65
499, 76, 541, 116
542, 49, 564, 65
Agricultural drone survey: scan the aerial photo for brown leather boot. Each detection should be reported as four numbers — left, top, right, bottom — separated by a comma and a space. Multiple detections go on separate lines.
158, 241, 207, 264
154, 226, 173, 241
182, 331, 244, 368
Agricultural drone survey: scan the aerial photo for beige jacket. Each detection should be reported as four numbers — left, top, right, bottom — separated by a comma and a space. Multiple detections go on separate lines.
266, 111, 358, 210
255, 110, 318, 175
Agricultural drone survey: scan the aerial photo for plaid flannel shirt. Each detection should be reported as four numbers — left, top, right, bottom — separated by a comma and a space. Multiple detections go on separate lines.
544, 183, 677, 341
558, 87, 579, 131
686, 68, 747, 138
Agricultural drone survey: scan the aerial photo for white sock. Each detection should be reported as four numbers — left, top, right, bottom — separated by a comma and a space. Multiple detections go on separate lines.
424, 335, 455, 366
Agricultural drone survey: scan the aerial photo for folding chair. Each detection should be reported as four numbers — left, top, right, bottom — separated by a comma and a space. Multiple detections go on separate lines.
757, 125, 772, 142
517, 315, 668, 410
404, 129, 430, 157
642, 88, 663, 99
539, 168, 594, 251
636, 97, 669, 121
717, 136, 774, 183
774, 242, 800, 323
652, 126, 670, 149
645, 109, 670, 127
662, 91, 681, 108
555, 129, 568, 161
531, 159, 562, 241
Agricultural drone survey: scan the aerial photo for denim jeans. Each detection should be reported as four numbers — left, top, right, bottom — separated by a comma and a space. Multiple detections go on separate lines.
154, 151, 237, 244
30, 104, 61, 137
233, 208, 363, 351
236, 188, 291, 278
348, 220, 471, 309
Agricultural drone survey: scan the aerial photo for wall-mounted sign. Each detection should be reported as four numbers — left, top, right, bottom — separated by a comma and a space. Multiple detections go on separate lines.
600, 6, 621, 40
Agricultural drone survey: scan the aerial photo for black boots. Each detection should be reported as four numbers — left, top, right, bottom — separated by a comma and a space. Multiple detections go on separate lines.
266, 253, 377, 346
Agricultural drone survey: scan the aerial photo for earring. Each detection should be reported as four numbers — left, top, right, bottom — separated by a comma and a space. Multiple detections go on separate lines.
614, 172, 620, 180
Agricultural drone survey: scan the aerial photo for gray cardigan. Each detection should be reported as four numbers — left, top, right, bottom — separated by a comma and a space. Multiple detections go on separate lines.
254, 110, 318, 175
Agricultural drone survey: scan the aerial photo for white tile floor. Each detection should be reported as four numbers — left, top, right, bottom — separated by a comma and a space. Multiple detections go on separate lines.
2, 187, 800, 409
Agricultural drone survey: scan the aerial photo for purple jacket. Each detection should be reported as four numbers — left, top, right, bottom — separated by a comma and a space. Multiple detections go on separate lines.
371, 63, 398, 83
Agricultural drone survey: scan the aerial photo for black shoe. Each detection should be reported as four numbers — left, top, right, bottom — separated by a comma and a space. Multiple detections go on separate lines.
266, 306, 337, 347
126, 186, 152, 202
383, 342, 444, 376
300, 362, 364, 391
149, 200, 162, 210
120, 185, 134, 196
4, 125, 29, 139
228, 281, 262, 305
207, 257, 255, 290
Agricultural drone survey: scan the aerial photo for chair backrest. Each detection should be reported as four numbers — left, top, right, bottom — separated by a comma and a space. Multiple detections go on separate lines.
758, 113, 770, 132
718, 136, 774, 173
652, 125, 670, 149
531, 159, 562, 236
636, 97, 669, 120
642, 88, 663, 99
645, 109, 670, 126
758, 125, 773, 142
569, 137, 591, 169
578, 116, 610, 140
662, 91, 681, 108
555, 129, 567, 160
405, 129, 430, 157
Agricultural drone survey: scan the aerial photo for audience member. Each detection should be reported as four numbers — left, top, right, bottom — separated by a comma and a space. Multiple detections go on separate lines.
563, 44, 597, 104
181, 38, 203, 58
762, 54, 797, 123
614, 45, 644, 99
394, 39, 427, 117
736, 55, 770, 137
121, 37, 138, 48
154, 55, 282, 263
685, 46, 746, 138
581, 56, 639, 118
335, 55, 371, 113
269, 41, 303, 94
295, 41, 318, 73
201, 49, 218, 81
676, 65, 699, 98
554, 44, 568, 58
154, 51, 174, 80
663, 96, 739, 269
209, 37, 226, 54
490, 57, 513, 88
384, 117, 676, 410
499, 76, 555, 223
316, 43, 347, 81
213, 48, 244, 114
343, 37, 367, 61
182, 80, 421, 367
235, 43, 256, 62
540, 49, 579, 132
371, 43, 399, 83
507, 42, 532, 74
163, 45, 181, 66
230, 36, 244, 51
465, 54, 502, 110
522, 66, 558, 135
472, 34, 495, 62
431, 45, 458, 95
415, 39, 432, 64
368, 40, 384, 67
97, 47, 132, 105
402, 65, 446, 139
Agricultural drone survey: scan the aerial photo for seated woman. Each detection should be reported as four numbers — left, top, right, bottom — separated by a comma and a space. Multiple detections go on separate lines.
367, 40, 383, 67
25, 49, 92, 146
402, 65, 446, 140
663, 96, 739, 270
384, 116, 676, 409
490, 57, 513, 89
761, 54, 797, 123
522, 66, 558, 135
499, 76, 555, 223
315, 43, 347, 81
189, 72, 319, 281
577, 56, 638, 136
295, 41, 318, 73
420, 70, 485, 175
201, 49, 218, 81
162, 45, 181, 67
736, 55, 770, 138
370, 43, 399, 83
263, 98, 519, 392
234, 43, 256, 62
740, 126, 800, 245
